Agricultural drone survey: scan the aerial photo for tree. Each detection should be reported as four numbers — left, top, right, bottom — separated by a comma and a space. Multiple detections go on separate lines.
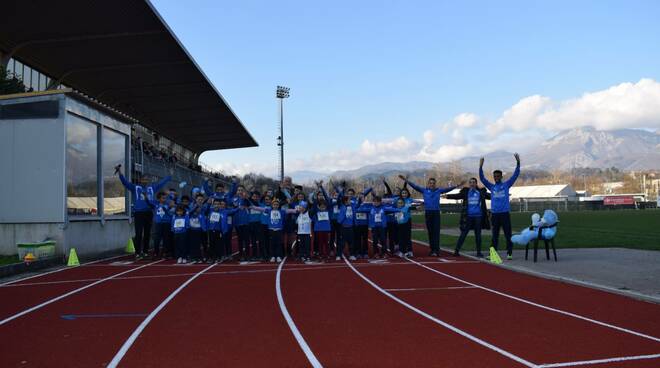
0, 65, 27, 95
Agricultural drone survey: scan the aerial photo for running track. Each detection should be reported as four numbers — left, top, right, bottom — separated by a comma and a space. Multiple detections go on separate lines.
1, 240, 659, 367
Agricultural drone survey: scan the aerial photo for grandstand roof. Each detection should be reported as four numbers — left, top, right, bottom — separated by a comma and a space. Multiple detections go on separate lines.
0, 0, 257, 153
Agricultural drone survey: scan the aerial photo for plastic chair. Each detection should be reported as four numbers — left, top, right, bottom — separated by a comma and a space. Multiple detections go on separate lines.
525, 225, 558, 262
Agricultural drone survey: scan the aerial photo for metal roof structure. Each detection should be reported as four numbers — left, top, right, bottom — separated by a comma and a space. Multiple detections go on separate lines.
0, 0, 257, 153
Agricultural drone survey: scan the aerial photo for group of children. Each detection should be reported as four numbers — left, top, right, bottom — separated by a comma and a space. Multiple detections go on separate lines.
119, 169, 417, 264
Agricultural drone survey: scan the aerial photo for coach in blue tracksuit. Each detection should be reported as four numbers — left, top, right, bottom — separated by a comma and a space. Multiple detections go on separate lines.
118, 168, 171, 259
479, 153, 521, 260
400, 175, 460, 257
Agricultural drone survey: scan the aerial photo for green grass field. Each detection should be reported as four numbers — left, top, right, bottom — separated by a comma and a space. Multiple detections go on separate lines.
411, 210, 660, 251
0, 255, 20, 266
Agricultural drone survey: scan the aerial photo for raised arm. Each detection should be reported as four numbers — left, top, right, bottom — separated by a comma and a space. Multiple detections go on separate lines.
151, 175, 172, 192
203, 180, 213, 196
228, 179, 239, 198
118, 173, 136, 191
319, 183, 331, 204
382, 179, 393, 197
478, 158, 494, 190
400, 175, 424, 194
505, 153, 521, 187
362, 187, 373, 197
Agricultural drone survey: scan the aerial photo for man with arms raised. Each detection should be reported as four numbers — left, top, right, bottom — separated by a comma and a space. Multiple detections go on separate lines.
400, 174, 462, 257
479, 153, 521, 260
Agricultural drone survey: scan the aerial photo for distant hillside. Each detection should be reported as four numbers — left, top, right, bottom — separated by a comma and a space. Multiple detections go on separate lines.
289, 128, 660, 183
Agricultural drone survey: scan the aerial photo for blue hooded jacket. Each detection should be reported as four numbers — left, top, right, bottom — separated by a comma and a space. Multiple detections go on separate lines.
479, 163, 520, 214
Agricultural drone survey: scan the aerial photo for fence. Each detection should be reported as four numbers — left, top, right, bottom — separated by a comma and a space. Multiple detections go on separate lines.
438, 199, 658, 214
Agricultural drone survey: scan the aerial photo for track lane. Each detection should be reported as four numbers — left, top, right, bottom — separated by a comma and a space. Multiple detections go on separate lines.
114, 264, 310, 367
280, 258, 529, 367
0, 264, 198, 367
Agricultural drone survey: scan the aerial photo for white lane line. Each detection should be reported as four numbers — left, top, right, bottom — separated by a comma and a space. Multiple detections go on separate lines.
0, 260, 162, 326
385, 286, 477, 292
537, 353, 660, 367
276, 257, 323, 368
405, 257, 660, 343
0, 254, 128, 286
342, 256, 537, 368
107, 263, 216, 368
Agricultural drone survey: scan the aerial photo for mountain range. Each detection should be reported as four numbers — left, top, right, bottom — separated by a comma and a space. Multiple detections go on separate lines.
289, 128, 660, 183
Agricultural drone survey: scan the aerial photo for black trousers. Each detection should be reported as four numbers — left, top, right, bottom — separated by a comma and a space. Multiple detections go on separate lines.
223, 230, 233, 258
455, 216, 482, 254
209, 230, 222, 260
371, 227, 387, 255
330, 220, 342, 251
188, 230, 202, 260
152, 222, 170, 256
354, 225, 369, 256
298, 234, 311, 258
397, 221, 412, 254
248, 222, 261, 258
237, 225, 249, 259
261, 224, 271, 259
339, 227, 354, 256
387, 221, 398, 250
270, 230, 283, 258
133, 211, 153, 254
491, 212, 513, 254
174, 232, 187, 259
425, 210, 441, 252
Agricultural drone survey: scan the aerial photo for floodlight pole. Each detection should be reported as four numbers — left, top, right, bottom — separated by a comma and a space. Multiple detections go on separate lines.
276, 86, 290, 182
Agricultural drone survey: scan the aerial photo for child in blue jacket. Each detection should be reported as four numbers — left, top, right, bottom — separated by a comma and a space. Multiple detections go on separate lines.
171, 205, 189, 264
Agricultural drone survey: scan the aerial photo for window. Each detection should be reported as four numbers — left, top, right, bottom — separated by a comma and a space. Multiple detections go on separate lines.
103, 128, 127, 216
66, 116, 98, 216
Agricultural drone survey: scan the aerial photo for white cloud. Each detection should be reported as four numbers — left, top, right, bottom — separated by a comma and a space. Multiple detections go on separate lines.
453, 113, 479, 128
486, 78, 660, 135
206, 79, 660, 177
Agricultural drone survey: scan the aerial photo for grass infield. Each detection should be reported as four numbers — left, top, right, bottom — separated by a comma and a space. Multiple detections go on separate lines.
411, 209, 660, 251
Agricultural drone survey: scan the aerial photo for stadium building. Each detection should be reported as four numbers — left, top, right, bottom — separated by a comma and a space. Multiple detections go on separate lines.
0, 1, 257, 257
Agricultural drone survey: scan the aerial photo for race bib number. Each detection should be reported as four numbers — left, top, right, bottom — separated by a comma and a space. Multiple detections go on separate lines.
227, 216, 232, 225
210, 212, 220, 223
317, 211, 329, 221
374, 213, 382, 223
270, 211, 281, 222
190, 218, 200, 228
333, 205, 339, 214
396, 212, 404, 221
346, 207, 353, 218
173, 219, 185, 229
356, 213, 367, 220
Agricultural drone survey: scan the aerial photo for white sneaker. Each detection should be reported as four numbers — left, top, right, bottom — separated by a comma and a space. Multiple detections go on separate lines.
177, 257, 182, 264
349, 255, 356, 261
335, 256, 341, 261
182, 258, 187, 264
407, 251, 413, 258
396, 251, 403, 258
270, 257, 276, 263
276, 257, 282, 263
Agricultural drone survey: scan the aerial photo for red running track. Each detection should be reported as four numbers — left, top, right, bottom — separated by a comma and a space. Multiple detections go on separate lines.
0, 240, 658, 367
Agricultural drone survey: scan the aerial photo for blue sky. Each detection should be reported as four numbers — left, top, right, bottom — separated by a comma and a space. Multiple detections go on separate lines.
151, 0, 660, 177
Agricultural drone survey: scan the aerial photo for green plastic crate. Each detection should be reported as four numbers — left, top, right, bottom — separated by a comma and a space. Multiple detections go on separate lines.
17, 241, 56, 260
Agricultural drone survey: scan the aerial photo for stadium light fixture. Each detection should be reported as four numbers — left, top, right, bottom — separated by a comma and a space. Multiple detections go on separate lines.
276, 85, 290, 182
